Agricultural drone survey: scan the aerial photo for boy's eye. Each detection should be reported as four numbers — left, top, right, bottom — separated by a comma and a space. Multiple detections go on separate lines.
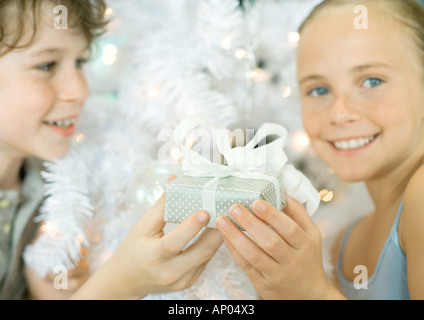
37, 62, 57, 72
363, 78, 383, 88
308, 87, 329, 97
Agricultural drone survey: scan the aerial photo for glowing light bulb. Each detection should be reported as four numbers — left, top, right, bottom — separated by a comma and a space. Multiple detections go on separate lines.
102, 44, 118, 65
250, 68, 269, 82
319, 189, 334, 202
292, 130, 310, 152
220, 36, 232, 50
170, 147, 183, 161
41, 221, 58, 234
104, 8, 114, 17
287, 32, 300, 43
235, 49, 248, 59
282, 86, 292, 98
77, 234, 85, 244
75, 134, 86, 143
147, 86, 160, 98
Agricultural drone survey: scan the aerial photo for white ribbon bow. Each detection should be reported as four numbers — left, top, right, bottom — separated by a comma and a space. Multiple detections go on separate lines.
173, 115, 320, 227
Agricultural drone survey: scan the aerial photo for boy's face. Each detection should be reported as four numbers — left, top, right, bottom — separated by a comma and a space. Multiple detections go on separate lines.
297, 5, 424, 182
0, 3, 89, 162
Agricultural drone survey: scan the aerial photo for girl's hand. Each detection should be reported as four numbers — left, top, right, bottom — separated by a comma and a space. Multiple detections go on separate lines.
216, 196, 340, 300
71, 179, 223, 300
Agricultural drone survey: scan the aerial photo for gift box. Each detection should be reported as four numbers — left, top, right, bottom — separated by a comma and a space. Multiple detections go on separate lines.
163, 115, 320, 229
165, 171, 286, 228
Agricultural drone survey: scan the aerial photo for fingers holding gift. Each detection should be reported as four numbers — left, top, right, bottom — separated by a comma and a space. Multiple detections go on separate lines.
283, 196, 318, 238
216, 215, 281, 271
161, 210, 213, 258
221, 232, 265, 281
226, 202, 307, 252
217, 204, 326, 300
251, 199, 309, 250
178, 228, 223, 266
161, 228, 223, 290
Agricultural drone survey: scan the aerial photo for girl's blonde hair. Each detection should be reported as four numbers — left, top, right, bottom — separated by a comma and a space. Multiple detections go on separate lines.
299, 0, 424, 72
0, 0, 109, 56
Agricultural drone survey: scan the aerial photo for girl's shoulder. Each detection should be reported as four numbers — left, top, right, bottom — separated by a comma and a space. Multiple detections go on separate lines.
398, 164, 424, 297
399, 164, 424, 251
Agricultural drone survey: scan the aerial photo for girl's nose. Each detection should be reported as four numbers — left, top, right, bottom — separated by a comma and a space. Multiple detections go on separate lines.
329, 94, 361, 125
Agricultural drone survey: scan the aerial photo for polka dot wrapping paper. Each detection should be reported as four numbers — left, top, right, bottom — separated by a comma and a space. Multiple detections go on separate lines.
164, 171, 286, 229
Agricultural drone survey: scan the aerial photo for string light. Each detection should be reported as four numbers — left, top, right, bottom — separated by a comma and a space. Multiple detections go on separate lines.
104, 7, 114, 18
77, 234, 85, 244
235, 49, 248, 59
75, 134, 86, 143
220, 36, 233, 50
40, 221, 58, 235
292, 130, 310, 152
249, 68, 270, 82
287, 32, 300, 43
170, 147, 183, 161
282, 86, 292, 98
102, 44, 118, 65
146, 86, 160, 98
319, 189, 334, 202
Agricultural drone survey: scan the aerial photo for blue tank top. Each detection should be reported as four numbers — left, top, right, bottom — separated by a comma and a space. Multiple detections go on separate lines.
336, 201, 409, 300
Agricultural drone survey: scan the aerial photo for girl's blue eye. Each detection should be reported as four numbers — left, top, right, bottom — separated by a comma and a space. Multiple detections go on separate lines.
363, 78, 383, 88
37, 62, 56, 72
76, 58, 88, 69
308, 87, 329, 97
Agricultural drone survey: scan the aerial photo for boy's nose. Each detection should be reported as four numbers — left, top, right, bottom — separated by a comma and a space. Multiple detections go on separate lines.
58, 69, 89, 104
329, 94, 361, 125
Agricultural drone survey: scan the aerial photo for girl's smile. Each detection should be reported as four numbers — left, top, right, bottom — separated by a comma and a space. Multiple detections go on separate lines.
328, 133, 379, 156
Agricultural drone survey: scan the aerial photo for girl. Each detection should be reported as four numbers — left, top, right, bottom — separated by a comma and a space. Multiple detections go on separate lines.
216, 0, 424, 299
0, 0, 222, 300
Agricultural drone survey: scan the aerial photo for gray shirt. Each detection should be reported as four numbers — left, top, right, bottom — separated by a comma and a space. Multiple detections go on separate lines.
0, 158, 45, 300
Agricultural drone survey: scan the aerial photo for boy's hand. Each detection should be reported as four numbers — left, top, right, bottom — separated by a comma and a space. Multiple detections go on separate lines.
109, 194, 223, 299
71, 175, 223, 299
24, 248, 90, 300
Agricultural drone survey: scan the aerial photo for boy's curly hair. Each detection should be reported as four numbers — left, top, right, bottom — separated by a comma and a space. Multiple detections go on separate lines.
0, 0, 109, 56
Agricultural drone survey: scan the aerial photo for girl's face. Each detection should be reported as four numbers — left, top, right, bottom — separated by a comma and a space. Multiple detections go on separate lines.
0, 3, 89, 162
297, 5, 424, 182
